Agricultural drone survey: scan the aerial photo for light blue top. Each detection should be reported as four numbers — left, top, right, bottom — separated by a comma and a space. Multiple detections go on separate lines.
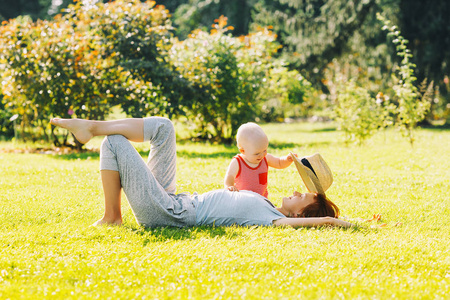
194, 189, 286, 227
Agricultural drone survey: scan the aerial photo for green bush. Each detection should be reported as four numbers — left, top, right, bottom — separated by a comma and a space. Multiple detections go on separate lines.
332, 81, 392, 144
87, 0, 193, 118
169, 19, 312, 141
259, 60, 314, 122
0, 94, 14, 138
0, 0, 177, 145
169, 17, 263, 142
378, 14, 432, 145
0, 14, 118, 144
330, 15, 433, 146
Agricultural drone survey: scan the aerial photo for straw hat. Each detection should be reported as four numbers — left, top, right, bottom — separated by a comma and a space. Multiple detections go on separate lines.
290, 152, 333, 194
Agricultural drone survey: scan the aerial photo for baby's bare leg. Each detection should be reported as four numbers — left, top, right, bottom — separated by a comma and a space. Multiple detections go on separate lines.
93, 170, 123, 226
50, 118, 144, 144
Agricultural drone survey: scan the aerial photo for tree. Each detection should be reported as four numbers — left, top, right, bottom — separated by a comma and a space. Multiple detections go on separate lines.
155, 0, 256, 39
399, 0, 450, 120
251, 0, 377, 91
0, 0, 54, 20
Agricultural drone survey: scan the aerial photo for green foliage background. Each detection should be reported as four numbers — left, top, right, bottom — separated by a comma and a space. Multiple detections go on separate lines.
1, 0, 449, 145
1, 1, 312, 144
159, 0, 449, 122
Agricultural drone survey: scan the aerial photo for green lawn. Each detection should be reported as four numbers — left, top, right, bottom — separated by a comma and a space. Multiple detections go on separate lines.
1, 122, 449, 299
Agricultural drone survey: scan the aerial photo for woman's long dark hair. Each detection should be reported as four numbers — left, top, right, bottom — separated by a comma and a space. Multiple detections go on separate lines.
299, 193, 340, 218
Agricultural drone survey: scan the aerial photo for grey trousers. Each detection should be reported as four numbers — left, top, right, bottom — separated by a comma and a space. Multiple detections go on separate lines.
99, 117, 196, 227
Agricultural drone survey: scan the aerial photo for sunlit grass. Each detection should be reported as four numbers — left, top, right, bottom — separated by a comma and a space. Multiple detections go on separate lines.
1, 122, 449, 299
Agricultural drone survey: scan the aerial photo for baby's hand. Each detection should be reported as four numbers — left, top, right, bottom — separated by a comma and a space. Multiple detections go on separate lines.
287, 153, 298, 162
227, 186, 239, 192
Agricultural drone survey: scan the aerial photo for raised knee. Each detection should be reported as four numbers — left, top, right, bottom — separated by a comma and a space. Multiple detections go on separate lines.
159, 117, 175, 132
143, 117, 175, 143
153, 117, 175, 138
101, 135, 127, 150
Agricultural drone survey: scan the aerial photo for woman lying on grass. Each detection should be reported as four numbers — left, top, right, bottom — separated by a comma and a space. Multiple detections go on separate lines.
50, 116, 353, 229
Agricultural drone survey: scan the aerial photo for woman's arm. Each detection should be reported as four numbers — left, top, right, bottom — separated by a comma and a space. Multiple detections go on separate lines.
273, 216, 354, 228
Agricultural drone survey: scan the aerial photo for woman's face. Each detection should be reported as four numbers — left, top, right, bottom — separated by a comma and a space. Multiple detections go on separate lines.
281, 191, 316, 217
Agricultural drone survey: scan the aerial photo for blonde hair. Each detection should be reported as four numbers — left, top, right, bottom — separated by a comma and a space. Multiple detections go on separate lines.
236, 122, 267, 149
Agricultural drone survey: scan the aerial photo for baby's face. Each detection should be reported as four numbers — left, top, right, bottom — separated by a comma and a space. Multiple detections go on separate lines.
240, 137, 268, 165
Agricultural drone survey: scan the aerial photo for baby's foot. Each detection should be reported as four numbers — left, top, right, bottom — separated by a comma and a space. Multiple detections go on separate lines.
50, 118, 94, 144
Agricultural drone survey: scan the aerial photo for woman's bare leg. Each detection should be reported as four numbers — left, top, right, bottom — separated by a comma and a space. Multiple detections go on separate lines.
92, 170, 123, 226
50, 118, 144, 144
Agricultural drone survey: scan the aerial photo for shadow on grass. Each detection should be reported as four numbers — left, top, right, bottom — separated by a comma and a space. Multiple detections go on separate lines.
52, 145, 237, 160
127, 223, 364, 245
421, 123, 450, 131
52, 149, 152, 160
129, 225, 241, 245
277, 124, 337, 134
268, 142, 298, 149
54, 150, 237, 161
311, 127, 337, 132
269, 140, 333, 149
52, 151, 100, 160
176, 150, 236, 159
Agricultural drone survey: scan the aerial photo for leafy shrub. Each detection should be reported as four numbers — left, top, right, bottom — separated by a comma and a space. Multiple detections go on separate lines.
169, 17, 266, 141
258, 60, 313, 122
86, 0, 193, 118
0, 0, 177, 145
330, 15, 433, 145
332, 81, 392, 144
0, 15, 118, 144
169, 18, 312, 141
378, 14, 433, 145
0, 94, 14, 138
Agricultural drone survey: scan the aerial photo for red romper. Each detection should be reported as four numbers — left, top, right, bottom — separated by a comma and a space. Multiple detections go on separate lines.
234, 154, 269, 198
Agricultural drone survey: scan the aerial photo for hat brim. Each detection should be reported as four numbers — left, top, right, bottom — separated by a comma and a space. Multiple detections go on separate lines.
290, 152, 324, 194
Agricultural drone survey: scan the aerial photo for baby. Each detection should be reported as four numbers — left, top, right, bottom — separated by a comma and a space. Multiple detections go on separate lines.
224, 122, 295, 198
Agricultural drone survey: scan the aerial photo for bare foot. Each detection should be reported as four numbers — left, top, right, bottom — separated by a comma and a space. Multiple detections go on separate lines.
50, 118, 94, 144
92, 218, 123, 226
